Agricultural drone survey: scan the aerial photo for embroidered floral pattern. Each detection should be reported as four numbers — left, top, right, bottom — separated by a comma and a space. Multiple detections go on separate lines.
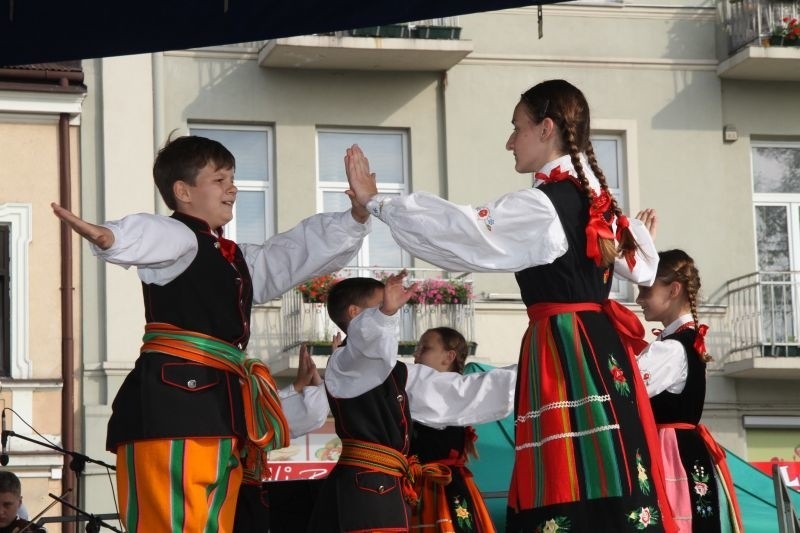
452, 496, 474, 530
476, 206, 494, 231
691, 461, 714, 517
626, 506, 660, 530
607, 354, 630, 397
635, 449, 651, 495
535, 515, 571, 532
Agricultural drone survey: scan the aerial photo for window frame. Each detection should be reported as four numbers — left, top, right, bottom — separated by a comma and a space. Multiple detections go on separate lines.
188, 123, 275, 243
0, 203, 32, 379
591, 120, 638, 301
316, 127, 411, 270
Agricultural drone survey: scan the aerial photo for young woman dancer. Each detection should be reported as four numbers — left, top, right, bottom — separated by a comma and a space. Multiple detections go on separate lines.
344, 79, 677, 532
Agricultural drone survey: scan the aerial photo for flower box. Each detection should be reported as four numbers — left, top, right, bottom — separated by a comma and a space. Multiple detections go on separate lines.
350, 24, 410, 38
412, 25, 462, 40
305, 339, 478, 356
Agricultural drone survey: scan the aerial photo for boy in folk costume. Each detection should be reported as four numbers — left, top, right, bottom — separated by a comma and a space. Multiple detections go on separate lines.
52, 135, 369, 532
307, 274, 516, 532
636, 250, 744, 532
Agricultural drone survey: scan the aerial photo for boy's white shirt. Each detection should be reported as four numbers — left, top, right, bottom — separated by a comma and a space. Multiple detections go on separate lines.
636, 313, 693, 397
91, 209, 368, 438
92, 209, 370, 303
325, 307, 516, 428
366, 153, 658, 286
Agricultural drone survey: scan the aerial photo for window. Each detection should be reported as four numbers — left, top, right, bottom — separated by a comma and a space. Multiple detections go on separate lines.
0, 204, 32, 379
0, 224, 9, 376
189, 125, 274, 243
752, 142, 800, 345
592, 132, 631, 300
317, 129, 410, 269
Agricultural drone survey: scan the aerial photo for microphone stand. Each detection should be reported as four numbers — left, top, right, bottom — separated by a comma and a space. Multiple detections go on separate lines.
48, 493, 123, 533
1, 429, 116, 531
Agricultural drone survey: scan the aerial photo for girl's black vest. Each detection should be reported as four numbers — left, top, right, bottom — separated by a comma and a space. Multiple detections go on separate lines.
515, 180, 613, 306
650, 328, 706, 425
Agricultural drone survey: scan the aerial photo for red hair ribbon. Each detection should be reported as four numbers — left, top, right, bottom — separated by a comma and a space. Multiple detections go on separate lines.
694, 324, 709, 359
615, 214, 637, 270
585, 190, 614, 266
534, 165, 573, 183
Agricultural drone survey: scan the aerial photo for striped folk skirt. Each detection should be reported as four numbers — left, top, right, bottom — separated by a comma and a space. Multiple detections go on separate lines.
507, 308, 666, 532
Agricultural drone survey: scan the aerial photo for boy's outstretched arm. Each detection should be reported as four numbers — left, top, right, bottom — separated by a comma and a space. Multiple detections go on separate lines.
51, 202, 115, 250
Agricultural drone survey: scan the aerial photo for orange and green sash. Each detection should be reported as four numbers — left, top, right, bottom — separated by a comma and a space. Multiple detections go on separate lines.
141, 322, 290, 483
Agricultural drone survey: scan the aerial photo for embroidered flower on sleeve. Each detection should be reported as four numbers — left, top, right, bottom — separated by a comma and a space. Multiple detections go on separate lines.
607, 354, 630, 397
535, 516, 571, 532
476, 206, 494, 231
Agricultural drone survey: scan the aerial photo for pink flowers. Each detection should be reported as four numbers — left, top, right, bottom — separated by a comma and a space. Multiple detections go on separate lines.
408, 278, 473, 305
694, 481, 709, 496
639, 506, 652, 526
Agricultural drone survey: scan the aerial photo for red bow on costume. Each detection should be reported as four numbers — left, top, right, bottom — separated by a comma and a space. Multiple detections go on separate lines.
615, 214, 637, 270
585, 190, 614, 266
216, 234, 238, 263
534, 165, 573, 183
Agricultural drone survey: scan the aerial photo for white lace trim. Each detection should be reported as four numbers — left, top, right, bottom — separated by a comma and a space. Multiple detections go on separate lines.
515, 424, 620, 451
515, 394, 611, 425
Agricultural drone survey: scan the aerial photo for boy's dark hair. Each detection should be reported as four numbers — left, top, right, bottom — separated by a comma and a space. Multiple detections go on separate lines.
0, 470, 21, 496
326, 277, 384, 332
153, 135, 236, 210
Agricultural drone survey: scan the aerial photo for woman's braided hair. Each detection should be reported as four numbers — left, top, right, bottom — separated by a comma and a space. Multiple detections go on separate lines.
655, 249, 712, 362
520, 80, 637, 268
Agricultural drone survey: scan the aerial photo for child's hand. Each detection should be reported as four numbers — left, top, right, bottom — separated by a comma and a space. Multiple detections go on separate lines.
380, 270, 418, 317
52, 202, 115, 250
635, 208, 657, 240
293, 344, 321, 392
331, 332, 343, 353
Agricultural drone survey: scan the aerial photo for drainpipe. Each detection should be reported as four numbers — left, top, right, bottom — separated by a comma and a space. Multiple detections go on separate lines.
58, 104, 76, 533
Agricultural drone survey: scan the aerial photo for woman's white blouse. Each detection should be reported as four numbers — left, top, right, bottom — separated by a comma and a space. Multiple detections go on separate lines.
366, 153, 657, 285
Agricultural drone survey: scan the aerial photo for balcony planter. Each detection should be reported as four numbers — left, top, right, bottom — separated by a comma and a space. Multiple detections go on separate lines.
306, 340, 477, 356
413, 25, 462, 40
768, 35, 800, 46
350, 24, 410, 38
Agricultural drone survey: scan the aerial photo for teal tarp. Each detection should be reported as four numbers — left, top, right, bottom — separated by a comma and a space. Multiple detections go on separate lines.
463, 362, 800, 531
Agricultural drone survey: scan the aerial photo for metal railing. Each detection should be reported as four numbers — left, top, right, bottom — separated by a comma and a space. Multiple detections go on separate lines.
719, 0, 800, 53
279, 268, 475, 353
773, 463, 800, 533
722, 271, 800, 361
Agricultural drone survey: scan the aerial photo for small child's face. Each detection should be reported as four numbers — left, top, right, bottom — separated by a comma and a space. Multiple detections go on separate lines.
635, 281, 673, 324
414, 331, 454, 372
179, 162, 237, 231
0, 491, 21, 527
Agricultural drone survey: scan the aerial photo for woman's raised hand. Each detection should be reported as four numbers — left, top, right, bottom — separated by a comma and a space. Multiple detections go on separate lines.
635, 208, 658, 241
344, 145, 379, 208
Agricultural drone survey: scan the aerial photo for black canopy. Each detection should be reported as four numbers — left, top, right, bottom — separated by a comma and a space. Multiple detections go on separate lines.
1, 0, 560, 66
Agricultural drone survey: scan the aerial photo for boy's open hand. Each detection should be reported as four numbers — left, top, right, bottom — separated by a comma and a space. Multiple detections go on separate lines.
51, 202, 115, 250
380, 270, 418, 317
293, 343, 322, 392
344, 145, 379, 209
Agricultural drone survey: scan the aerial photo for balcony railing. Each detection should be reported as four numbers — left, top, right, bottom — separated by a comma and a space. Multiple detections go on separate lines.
723, 271, 800, 361
279, 268, 475, 354
322, 17, 462, 40
720, 0, 800, 52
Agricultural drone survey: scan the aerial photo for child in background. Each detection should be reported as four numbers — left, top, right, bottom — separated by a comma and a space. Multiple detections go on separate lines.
636, 249, 744, 532
410, 327, 495, 533
307, 274, 515, 532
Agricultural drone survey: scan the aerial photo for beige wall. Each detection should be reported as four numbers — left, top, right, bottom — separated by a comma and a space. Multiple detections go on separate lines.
0, 117, 81, 532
